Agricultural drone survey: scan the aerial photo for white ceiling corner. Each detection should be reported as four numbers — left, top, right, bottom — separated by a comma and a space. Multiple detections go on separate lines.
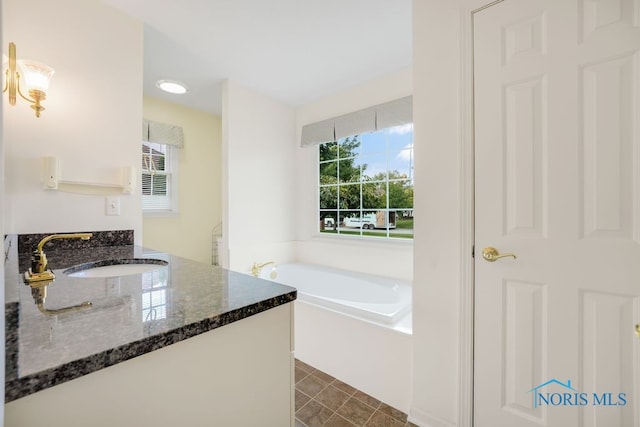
101, 0, 412, 115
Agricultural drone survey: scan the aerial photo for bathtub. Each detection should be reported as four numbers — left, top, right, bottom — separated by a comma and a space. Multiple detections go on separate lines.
260, 262, 411, 326
260, 263, 412, 413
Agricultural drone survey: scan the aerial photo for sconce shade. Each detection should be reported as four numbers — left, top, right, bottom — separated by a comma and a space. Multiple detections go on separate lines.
19, 60, 55, 93
3, 42, 54, 117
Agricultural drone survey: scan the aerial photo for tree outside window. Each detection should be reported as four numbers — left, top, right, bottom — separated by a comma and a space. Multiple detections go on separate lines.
318, 124, 414, 239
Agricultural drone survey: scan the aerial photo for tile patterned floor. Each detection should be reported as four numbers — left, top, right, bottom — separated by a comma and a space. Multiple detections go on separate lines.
294, 359, 418, 427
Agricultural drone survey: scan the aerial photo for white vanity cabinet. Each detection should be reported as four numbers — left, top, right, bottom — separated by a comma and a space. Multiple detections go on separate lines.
6, 303, 294, 427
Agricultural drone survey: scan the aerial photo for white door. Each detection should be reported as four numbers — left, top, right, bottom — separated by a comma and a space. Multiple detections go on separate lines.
474, 0, 640, 426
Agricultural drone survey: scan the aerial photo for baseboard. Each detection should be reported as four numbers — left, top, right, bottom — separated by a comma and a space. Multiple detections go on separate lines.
408, 406, 457, 427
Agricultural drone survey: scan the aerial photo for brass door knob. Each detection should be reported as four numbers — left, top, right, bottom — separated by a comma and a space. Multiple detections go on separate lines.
482, 247, 517, 262
635, 324, 640, 338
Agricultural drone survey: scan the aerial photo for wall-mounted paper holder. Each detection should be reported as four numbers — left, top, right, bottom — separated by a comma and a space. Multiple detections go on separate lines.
43, 157, 135, 196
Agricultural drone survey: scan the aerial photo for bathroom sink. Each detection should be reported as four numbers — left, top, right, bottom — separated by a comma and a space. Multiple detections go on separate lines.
63, 258, 168, 278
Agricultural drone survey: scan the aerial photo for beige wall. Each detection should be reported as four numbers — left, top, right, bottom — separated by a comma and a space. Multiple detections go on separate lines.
2, 0, 143, 243
142, 96, 222, 264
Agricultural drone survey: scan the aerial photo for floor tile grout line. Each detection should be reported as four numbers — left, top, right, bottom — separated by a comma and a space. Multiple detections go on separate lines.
323, 412, 356, 427
295, 360, 410, 426
297, 385, 406, 427
298, 382, 358, 427
296, 392, 322, 413
295, 380, 333, 419
295, 372, 311, 385
329, 378, 358, 398
296, 379, 356, 427
295, 360, 317, 375
296, 389, 314, 403
325, 398, 355, 426
325, 391, 379, 427
297, 379, 383, 426
295, 389, 322, 420
361, 408, 377, 427
298, 395, 344, 427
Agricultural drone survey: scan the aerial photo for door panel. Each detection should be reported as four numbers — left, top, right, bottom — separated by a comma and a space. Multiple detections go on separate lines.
474, 1, 640, 426
581, 52, 638, 240
581, 291, 637, 426
504, 75, 547, 238
502, 279, 547, 422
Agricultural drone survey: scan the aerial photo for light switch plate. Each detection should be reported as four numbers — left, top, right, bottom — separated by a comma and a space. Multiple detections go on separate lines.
106, 197, 121, 216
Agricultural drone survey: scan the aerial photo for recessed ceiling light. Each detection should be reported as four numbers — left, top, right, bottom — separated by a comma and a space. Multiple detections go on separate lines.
156, 79, 188, 95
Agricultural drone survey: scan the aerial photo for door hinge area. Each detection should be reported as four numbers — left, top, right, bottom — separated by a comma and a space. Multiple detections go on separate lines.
472, 245, 475, 258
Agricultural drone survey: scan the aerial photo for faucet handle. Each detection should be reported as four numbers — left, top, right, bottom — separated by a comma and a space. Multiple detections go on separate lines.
250, 262, 261, 277
251, 261, 275, 277
31, 249, 47, 273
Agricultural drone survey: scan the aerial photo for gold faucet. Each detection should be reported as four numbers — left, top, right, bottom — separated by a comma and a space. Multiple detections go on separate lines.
251, 261, 275, 277
24, 233, 92, 283
29, 280, 93, 315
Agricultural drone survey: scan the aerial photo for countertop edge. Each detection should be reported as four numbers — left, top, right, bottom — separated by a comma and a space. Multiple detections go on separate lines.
5, 291, 296, 403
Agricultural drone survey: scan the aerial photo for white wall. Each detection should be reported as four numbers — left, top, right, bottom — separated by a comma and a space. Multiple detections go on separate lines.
294, 68, 413, 281
221, 80, 297, 272
142, 96, 222, 264
411, 1, 485, 426
1, 2, 6, 422
2, 0, 143, 243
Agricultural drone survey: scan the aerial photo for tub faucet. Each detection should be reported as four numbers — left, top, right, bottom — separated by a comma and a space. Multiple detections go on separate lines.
24, 233, 92, 283
251, 261, 275, 277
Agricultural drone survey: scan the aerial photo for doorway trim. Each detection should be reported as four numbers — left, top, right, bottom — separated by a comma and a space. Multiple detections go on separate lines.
459, 2, 505, 426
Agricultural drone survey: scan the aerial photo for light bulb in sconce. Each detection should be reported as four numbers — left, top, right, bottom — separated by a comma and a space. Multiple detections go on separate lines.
2, 42, 55, 118
19, 60, 55, 93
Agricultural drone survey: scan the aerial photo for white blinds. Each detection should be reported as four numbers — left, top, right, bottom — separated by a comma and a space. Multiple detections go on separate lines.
142, 119, 184, 148
142, 141, 172, 211
300, 96, 412, 147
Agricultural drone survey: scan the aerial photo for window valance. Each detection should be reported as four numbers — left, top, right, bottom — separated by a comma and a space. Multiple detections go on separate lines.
300, 95, 412, 147
142, 119, 184, 148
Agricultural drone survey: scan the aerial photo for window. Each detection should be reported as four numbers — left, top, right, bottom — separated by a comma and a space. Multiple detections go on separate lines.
318, 123, 414, 239
142, 141, 177, 212
141, 118, 183, 213
141, 254, 170, 327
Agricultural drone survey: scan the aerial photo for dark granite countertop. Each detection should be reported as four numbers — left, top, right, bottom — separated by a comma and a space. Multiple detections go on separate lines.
4, 232, 296, 403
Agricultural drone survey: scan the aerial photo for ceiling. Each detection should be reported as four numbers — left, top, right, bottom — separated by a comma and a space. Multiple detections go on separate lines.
99, 0, 412, 115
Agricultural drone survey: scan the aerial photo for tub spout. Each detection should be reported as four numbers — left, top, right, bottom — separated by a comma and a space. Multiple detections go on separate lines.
251, 261, 275, 277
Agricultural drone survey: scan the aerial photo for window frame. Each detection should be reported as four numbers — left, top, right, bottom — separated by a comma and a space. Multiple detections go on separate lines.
140, 252, 171, 326
316, 124, 414, 241
142, 141, 179, 217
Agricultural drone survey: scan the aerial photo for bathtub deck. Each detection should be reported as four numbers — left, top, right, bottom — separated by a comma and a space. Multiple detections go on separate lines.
294, 359, 418, 427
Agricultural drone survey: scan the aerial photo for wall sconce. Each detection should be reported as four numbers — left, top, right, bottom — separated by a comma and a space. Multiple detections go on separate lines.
2, 42, 55, 118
